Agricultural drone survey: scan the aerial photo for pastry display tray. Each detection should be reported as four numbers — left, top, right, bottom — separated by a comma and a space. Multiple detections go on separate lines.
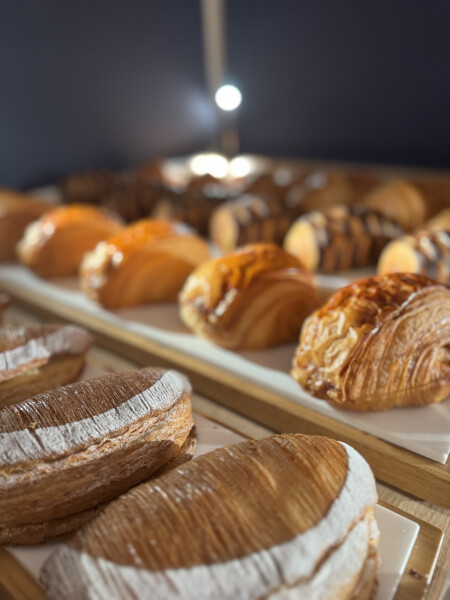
1, 265, 449, 508
0, 361, 443, 600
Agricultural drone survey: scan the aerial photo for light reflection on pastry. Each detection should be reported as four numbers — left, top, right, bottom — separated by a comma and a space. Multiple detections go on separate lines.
0, 189, 52, 262
16, 204, 124, 278
179, 243, 320, 349
40, 434, 379, 600
80, 219, 210, 308
292, 273, 450, 411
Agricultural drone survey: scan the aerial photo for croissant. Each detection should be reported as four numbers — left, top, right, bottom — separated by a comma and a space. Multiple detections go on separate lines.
80, 219, 210, 309
0, 189, 53, 261
179, 243, 319, 349
41, 434, 379, 600
16, 204, 124, 278
292, 273, 450, 411
360, 179, 430, 231
0, 324, 93, 409
378, 230, 450, 284
0, 367, 195, 545
284, 204, 403, 272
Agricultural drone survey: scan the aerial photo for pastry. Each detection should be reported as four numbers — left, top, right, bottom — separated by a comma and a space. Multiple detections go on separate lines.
292, 273, 450, 410
0, 367, 195, 545
61, 170, 119, 205
360, 179, 430, 231
0, 324, 93, 409
100, 177, 164, 223
80, 219, 210, 309
422, 208, 450, 232
283, 204, 403, 272
0, 189, 53, 261
0, 293, 9, 322
377, 229, 450, 284
179, 243, 319, 349
40, 434, 379, 600
17, 204, 124, 278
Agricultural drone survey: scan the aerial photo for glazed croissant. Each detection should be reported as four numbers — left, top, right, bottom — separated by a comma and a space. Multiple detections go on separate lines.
41, 434, 379, 600
284, 204, 403, 272
378, 229, 450, 284
80, 219, 210, 308
179, 243, 319, 349
292, 273, 450, 410
0, 189, 52, 261
0, 324, 93, 409
0, 367, 195, 545
17, 204, 124, 278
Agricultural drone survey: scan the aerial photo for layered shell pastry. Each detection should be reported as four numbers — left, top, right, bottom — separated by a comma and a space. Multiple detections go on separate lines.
41, 434, 379, 600
80, 219, 210, 308
0, 367, 195, 545
179, 243, 320, 349
17, 204, 124, 278
292, 273, 450, 410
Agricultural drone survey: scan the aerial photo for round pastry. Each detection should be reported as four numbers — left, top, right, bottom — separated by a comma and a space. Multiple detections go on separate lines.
0, 367, 196, 545
292, 273, 450, 410
179, 243, 320, 349
0, 189, 52, 262
41, 434, 379, 600
80, 219, 210, 309
16, 204, 124, 278
0, 324, 93, 409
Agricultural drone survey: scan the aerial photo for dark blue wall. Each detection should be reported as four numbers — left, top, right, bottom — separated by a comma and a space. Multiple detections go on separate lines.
227, 0, 450, 168
0, 1, 216, 188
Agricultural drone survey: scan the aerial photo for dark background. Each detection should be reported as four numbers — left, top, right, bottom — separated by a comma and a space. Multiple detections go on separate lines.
1, 1, 449, 188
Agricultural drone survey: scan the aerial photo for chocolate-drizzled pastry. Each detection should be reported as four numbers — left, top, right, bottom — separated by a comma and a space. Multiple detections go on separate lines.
0, 189, 52, 261
17, 204, 124, 278
0, 324, 93, 409
292, 273, 450, 410
378, 229, 450, 284
100, 177, 164, 223
179, 243, 319, 349
284, 204, 403, 273
61, 170, 119, 205
41, 434, 379, 600
80, 219, 210, 308
0, 367, 196, 544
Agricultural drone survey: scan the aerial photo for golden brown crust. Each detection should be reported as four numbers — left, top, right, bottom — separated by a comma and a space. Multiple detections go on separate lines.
179, 243, 320, 349
0, 189, 53, 261
292, 273, 450, 410
16, 204, 124, 278
0, 367, 195, 545
80, 219, 210, 308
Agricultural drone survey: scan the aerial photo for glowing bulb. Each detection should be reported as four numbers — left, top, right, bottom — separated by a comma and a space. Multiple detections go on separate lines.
215, 85, 242, 111
229, 156, 252, 178
190, 153, 229, 178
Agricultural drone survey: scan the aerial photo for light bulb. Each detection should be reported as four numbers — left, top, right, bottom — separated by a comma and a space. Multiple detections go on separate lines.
215, 85, 242, 111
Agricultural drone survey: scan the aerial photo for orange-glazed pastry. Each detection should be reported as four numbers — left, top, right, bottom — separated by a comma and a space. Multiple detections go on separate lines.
16, 204, 124, 278
0, 189, 52, 261
179, 243, 320, 349
292, 273, 450, 411
80, 219, 210, 308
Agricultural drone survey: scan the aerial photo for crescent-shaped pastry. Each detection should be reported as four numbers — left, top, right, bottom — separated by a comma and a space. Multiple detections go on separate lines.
40, 435, 379, 600
0, 189, 52, 261
0, 367, 195, 545
292, 273, 450, 411
283, 204, 403, 272
0, 324, 93, 409
179, 243, 320, 349
80, 219, 210, 309
16, 204, 124, 278
378, 230, 450, 284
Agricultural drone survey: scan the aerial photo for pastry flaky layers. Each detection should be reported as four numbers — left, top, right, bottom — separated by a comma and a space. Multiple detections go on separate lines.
292, 273, 450, 411
0, 324, 93, 409
80, 219, 210, 308
179, 243, 320, 349
41, 435, 379, 600
16, 203, 124, 278
0, 367, 195, 545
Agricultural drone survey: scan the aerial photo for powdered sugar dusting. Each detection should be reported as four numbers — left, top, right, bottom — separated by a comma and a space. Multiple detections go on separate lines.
0, 370, 189, 466
41, 442, 378, 600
